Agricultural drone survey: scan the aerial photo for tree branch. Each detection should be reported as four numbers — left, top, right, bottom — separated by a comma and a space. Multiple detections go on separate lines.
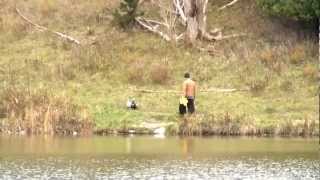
214, 33, 246, 40
218, 0, 240, 10
173, 0, 187, 24
16, 7, 81, 45
136, 17, 171, 41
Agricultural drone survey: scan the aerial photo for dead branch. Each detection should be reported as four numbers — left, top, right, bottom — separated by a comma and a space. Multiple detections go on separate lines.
218, 0, 240, 10
176, 33, 184, 40
15, 8, 47, 32
135, 17, 171, 41
209, 28, 222, 35
214, 33, 246, 40
173, 0, 187, 24
16, 7, 81, 45
143, 19, 170, 29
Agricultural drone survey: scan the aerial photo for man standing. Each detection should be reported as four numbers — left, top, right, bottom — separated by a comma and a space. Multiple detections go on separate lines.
182, 72, 196, 114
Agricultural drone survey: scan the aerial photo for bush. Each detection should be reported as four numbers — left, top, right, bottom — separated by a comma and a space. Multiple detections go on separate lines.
256, 0, 320, 21
150, 63, 170, 84
112, 0, 143, 29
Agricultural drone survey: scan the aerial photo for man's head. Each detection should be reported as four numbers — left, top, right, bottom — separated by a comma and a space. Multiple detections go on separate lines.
184, 72, 190, 79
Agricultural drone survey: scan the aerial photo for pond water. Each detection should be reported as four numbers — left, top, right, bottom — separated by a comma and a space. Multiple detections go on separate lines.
0, 136, 319, 180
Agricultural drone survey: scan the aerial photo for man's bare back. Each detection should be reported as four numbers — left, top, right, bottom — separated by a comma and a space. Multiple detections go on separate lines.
180, 73, 196, 114
183, 79, 196, 98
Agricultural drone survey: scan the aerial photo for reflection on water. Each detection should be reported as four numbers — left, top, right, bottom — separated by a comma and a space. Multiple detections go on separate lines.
0, 136, 319, 180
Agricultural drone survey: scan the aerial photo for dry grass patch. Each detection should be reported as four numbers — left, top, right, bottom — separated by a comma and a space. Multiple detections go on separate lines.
127, 60, 146, 84
150, 62, 170, 84
289, 45, 307, 65
0, 87, 93, 135
303, 64, 318, 82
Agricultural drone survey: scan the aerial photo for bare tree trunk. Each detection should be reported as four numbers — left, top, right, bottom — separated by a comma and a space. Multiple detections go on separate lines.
184, 0, 209, 44
197, 0, 208, 37
184, 0, 198, 44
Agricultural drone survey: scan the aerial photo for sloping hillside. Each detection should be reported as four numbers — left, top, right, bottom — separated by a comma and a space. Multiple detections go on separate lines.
0, 0, 318, 135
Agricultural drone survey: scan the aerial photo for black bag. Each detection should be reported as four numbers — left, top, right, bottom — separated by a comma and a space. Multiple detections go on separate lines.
179, 104, 186, 115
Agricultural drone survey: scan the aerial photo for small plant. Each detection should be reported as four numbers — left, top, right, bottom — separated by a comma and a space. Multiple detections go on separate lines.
112, 0, 143, 29
150, 63, 170, 84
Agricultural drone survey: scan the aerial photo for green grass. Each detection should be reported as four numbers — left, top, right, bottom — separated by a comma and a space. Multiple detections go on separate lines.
0, 0, 318, 135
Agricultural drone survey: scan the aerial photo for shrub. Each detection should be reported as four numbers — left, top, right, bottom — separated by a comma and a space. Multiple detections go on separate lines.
150, 63, 170, 84
112, 0, 143, 29
256, 0, 320, 21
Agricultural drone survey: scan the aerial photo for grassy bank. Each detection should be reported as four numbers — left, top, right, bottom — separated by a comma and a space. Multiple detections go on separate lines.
0, 0, 318, 136
0, 87, 93, 135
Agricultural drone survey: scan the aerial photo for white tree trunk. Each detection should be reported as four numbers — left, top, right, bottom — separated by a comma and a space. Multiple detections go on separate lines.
184, 0, 208, 44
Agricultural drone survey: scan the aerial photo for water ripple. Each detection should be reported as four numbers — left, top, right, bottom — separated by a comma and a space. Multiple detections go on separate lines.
0, 156, 319, 180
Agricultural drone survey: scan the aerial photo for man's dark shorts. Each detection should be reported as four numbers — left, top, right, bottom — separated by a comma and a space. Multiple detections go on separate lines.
186, 96, 195, 114
179, 96, 195, 115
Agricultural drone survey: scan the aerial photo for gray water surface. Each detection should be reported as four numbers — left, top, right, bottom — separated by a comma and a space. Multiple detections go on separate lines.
0, 136, 319, 180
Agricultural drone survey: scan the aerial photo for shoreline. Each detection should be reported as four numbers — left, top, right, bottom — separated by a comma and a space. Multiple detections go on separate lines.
1, 121, 318, 137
